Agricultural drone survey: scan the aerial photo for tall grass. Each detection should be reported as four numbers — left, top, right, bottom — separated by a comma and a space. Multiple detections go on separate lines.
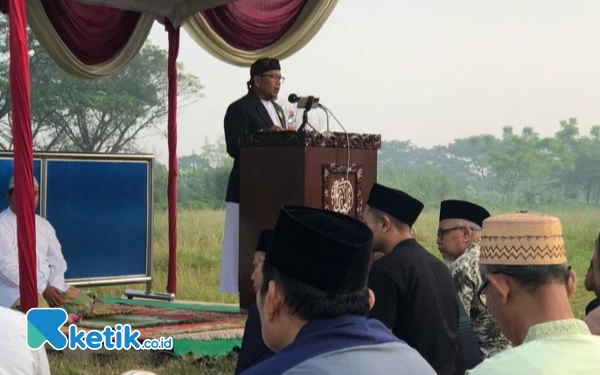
96, 210, 237, 304
50, 208, 599, 374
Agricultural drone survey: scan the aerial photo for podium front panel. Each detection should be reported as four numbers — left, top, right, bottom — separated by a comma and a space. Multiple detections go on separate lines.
238, 131, 381, 308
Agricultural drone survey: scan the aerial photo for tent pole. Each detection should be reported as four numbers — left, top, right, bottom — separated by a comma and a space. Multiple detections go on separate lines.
9, 0, 38, 313
165, 20, 180, 297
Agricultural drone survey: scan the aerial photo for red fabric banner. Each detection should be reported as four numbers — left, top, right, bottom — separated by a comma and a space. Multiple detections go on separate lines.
202, 0, 307, 50
41, 0, 142, 65
9, 0, 37, 313
166, 21, 180, 295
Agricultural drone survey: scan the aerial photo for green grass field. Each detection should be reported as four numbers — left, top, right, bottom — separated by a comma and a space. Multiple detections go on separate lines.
48, 208, 600, 374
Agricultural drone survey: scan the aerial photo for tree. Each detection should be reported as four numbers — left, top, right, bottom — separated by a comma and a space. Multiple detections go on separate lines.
0, 18, 204, 153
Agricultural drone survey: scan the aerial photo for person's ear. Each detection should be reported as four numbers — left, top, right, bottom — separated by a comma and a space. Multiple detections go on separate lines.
463, 226, 473, 243
368, 288, 375, 311
381, 215, 392, 232
487, 274, 511, 305
253, 75, 261, 88
567, 268, 577, 298
264, 280, 283, 322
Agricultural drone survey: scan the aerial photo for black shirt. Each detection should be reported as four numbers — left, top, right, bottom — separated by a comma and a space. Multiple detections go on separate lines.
586, 297, 600, 316
224, 91, 286, 203
455, 302, 483, 374
368, 238, 459, 375
234, 304, 274, 374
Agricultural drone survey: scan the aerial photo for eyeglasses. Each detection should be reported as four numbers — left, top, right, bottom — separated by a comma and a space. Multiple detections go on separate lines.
260, 74, 285, 83
437, 226, 466, 239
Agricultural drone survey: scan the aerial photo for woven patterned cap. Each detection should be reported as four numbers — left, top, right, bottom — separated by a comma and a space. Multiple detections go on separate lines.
480, 211, 566, 265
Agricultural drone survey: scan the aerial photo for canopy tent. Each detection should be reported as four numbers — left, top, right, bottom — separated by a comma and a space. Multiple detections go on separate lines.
1, 0, 338, 313
68, 0, 235, 27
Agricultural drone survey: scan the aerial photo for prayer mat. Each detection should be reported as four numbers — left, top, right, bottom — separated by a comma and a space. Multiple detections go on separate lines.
63, 298, 247, 343
59, 298, 246, 358
12, 287, 97, 324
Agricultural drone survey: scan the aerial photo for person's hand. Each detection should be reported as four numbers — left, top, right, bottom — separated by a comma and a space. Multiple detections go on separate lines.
42, 285, 63, 307
267, 126, 284, 132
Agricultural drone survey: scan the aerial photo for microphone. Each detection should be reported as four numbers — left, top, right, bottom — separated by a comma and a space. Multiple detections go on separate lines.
287, 93, 330, 132
288, 93, 320, 109
290, 93, 351, 185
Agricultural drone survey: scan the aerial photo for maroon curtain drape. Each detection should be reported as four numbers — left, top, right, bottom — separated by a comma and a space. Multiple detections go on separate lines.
165, 21, 179, 295
9, 0, 37, 313
202, 0, 307, 50
40, 0, 141, 65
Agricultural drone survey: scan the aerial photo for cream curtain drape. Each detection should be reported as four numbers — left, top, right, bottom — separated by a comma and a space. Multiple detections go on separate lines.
182, 0, 338, 66
26, 0, 155, 79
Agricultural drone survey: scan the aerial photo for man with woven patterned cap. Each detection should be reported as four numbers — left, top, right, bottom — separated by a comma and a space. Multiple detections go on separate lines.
438, 200, 511, 358
363, 183, 459, 375
241, 206, 434, 375
467, 211, 600, 374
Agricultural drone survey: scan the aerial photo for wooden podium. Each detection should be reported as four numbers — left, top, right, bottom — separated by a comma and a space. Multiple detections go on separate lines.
238, 130, 381, 309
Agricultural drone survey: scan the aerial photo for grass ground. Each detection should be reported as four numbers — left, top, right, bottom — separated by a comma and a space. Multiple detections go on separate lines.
48, 208, 600, 374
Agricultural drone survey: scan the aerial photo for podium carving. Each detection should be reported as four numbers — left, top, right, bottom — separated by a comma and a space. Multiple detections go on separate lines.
237, 131, 380, 309
323, 163, 363, 217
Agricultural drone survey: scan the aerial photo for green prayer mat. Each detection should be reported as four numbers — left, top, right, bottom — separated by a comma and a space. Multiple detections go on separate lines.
101, 297, 241, 313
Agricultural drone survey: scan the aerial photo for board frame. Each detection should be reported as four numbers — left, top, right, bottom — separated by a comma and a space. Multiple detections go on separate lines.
0, 151, 155, 292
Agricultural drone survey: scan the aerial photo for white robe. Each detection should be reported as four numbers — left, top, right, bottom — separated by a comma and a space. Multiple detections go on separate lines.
0, 208, 70, 307
0, 307, 51, 375
219, 202, 239, 294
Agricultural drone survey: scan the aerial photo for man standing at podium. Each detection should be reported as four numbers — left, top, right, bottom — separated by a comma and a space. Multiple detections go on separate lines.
220, 58, 287, 295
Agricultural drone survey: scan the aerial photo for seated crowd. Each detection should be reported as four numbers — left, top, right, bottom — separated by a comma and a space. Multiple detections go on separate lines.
2, 177, 600, 374
235, 183, 600, 374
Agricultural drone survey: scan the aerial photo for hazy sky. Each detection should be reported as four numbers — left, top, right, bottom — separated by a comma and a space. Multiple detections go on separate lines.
142, 1, 600, 164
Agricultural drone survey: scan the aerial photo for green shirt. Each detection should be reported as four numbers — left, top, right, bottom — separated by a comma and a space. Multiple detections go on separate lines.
466, 319, 600, 374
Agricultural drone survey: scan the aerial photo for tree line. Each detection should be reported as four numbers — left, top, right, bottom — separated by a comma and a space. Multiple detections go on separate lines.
376, 118, 600, 207
154, 118, 600, 211
0, 19, 203, 153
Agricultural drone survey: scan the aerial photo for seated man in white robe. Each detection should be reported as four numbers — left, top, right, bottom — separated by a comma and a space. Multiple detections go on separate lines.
0, 176, 95, 322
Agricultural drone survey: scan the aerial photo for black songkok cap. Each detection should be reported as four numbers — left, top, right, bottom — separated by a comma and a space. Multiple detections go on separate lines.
439, 200, 490, 227
250, 58, 281, 78
266, 206, 373, 293
366, 183, 424, 227
256, 230, 273, 252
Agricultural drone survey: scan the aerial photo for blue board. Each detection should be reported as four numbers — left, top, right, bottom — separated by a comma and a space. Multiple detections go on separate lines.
45, 160, 149, 279
0, 159, 42, 215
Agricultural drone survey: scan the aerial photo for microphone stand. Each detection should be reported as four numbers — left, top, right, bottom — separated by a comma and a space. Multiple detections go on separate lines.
297, 96, 317, 132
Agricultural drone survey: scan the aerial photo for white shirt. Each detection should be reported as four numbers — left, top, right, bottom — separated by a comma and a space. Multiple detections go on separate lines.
0, 307, 51, 375
0, 208, 70, 307
261, 100, 282, 127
